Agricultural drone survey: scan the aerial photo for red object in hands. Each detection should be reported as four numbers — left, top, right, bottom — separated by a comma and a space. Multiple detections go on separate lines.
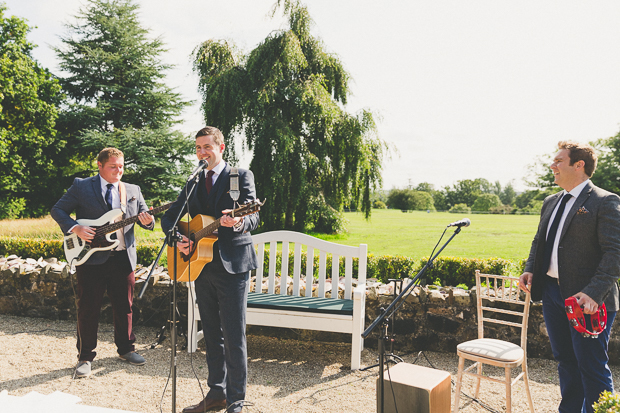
564, 296, 607, 337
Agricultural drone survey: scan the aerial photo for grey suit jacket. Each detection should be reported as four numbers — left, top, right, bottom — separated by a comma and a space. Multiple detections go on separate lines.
51, 175, 154, 270
161, 164, 259, 275
525, 181, 620, 311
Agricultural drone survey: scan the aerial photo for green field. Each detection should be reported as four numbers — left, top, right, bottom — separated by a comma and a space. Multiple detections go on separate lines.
0, 210, 540, 262
312, 210, 540, 261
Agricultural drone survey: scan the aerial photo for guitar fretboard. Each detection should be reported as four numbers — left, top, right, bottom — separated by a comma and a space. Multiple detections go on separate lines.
93, 203, 172, 239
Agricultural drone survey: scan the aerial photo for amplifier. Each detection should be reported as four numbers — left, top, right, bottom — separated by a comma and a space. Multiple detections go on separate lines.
376, 362, 451, 413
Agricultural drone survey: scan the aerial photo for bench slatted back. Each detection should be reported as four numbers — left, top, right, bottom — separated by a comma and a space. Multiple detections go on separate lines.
252, 230, 367, 300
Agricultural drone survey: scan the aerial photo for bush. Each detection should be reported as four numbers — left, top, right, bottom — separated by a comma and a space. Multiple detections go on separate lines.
0, 237, 521, 289
373, 200, 387, 209
489, 204, 513, 214
0, 198, 27, 220
449, 203, 471, 213
0, 237, 160, 266
472, 194, 502, 212
593, 391, 620, 412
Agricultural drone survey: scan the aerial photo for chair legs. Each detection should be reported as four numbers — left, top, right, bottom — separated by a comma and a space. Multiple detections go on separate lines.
453, 360, 535, 413
505, 367, 512, 413
453, 356, 465, 413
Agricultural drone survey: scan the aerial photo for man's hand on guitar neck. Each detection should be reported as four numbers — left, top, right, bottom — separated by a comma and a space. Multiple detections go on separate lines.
221, 209, 244, 231
72, 225, 96, 242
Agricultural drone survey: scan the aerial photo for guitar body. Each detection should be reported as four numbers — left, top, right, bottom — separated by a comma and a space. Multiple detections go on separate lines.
63, 209, 123, 266
167, 214, 218, 282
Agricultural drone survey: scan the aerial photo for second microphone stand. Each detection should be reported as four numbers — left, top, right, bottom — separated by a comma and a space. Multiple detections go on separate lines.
363, 226, 464, 413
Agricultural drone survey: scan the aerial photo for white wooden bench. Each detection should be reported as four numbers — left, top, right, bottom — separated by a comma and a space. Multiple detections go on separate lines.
187, 230, 368, 370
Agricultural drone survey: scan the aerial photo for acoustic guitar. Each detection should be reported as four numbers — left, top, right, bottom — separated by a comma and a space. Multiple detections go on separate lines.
167, 199, 264, 282
63, 203, 172, 267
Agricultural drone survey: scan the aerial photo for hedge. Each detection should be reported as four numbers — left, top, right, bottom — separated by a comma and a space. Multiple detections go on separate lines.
0, 237, 160, 267
0, 237, 525, 289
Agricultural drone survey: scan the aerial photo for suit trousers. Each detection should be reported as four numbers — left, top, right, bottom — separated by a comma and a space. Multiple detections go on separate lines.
542, 275, 616, 413
193, 249, 249, 413
75, 251, 136, 361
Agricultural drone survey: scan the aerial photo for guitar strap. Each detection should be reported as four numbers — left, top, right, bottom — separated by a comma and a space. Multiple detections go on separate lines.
116, 182, 127, 242
230, 167, 240, 216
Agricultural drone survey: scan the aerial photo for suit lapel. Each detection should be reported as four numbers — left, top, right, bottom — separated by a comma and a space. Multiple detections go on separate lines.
559, 181, 593, 243
540, 192, 563, 234
92, 175, 108, 211
213, 164, 231, 209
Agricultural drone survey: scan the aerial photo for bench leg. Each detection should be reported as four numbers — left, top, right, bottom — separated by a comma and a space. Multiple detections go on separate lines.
351, 288, 365, 370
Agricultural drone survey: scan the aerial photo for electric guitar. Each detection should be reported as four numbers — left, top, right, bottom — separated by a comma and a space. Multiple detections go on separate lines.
167, 199, 264, 282
63, 203, 172, 266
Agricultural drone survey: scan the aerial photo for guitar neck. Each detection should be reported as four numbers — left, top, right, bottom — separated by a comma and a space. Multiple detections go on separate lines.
190, 203, 261, 243
192, 218, 222, 242
98, 203, 172, 235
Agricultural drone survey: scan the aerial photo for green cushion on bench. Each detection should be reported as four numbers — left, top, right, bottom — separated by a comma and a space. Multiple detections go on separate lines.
247, 292, 353, 316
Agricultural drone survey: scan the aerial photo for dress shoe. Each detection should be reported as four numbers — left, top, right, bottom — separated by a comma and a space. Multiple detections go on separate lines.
119, 351, 146, 365
75, 361, 91, 378
182, 397, 227, 413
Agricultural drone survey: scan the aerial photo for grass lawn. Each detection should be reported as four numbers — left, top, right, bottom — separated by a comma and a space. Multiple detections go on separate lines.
0, 210, 540, 262
312, 209, 540, 261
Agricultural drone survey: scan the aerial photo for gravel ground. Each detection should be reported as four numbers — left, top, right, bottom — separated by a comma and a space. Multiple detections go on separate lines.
1, 315, 618, 413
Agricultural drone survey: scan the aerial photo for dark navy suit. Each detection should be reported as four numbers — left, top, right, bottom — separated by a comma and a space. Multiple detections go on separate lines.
162, 163, 259, 413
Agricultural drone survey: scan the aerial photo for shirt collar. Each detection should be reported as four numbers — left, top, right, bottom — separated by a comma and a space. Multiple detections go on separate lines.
565, 179, 589, 199
100, 175, 119, 190
208, 161, 226, 176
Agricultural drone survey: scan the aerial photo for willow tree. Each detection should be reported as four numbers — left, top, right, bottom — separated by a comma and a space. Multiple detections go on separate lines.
192, 1, 386, 232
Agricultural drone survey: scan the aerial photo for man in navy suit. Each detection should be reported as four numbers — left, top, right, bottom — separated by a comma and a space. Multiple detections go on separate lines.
520, 141, 620, 413
51, 147, 154, 378
162, 126, 259, 413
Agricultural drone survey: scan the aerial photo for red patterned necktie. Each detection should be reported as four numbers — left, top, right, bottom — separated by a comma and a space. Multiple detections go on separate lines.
205, 170, 215, 194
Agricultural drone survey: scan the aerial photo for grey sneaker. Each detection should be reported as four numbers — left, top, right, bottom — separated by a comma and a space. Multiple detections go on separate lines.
119, 351, 146, 365
75, 361, 91, 378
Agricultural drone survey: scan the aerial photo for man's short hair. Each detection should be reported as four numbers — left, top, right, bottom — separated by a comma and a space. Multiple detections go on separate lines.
558, 140, 598, 177
97, 147, 124, 165
196, 126, 224, 146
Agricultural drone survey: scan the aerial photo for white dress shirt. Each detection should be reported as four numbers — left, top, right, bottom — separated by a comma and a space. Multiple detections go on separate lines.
546, 179, 589, 278
100, 177, 126, 250
205, 161, 244, 232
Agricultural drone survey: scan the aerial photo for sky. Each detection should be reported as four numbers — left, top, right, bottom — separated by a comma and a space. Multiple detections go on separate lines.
7, 0, 620, 192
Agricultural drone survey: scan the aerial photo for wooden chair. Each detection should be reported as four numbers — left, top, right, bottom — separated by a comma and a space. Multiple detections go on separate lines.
453, 270, 534, 413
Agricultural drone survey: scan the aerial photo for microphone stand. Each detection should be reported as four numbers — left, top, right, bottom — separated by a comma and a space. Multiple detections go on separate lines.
138, 172, 202, 413
363, 226, 465, 413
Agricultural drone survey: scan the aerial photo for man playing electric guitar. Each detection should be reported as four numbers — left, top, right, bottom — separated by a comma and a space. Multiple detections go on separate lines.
161, 126, 259, 413
51, 147, 154, 378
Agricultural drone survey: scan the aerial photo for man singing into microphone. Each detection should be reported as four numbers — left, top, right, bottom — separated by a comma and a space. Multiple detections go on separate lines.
519, 141, 620, 413
162, 126, 259, 413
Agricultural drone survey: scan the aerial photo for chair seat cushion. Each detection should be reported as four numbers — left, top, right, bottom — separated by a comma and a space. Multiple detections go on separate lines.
457, 338, 524, 362
247, 292, 353, 315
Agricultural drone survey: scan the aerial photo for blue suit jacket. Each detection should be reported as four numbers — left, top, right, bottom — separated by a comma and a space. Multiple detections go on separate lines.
161, 163, 259, 275
51, 175, 154, 270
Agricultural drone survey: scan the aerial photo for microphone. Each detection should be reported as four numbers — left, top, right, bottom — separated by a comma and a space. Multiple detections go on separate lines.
447, 218, 471, 228
187, 159, 209, 182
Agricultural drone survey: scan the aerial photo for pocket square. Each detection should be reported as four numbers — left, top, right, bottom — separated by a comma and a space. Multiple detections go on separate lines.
577, 206, 589, 215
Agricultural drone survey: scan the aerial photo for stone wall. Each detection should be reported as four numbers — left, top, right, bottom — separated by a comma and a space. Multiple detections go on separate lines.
1, 256, 619, 364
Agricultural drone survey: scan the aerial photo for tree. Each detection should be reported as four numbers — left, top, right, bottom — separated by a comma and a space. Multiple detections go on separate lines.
387, 189, 435, 211
54, 0, 192, 201
471, 193, 502, 212
500, 181, 517, 206
444, 179, 489, 207
192, 1, 386, 232
0, 5, 63, 218
416, 182, 447, 210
